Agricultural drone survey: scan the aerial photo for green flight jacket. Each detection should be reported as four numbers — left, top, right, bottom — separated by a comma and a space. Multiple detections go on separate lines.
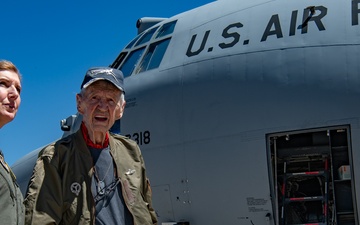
0, 153, 25, 225
24, 129, 157, 225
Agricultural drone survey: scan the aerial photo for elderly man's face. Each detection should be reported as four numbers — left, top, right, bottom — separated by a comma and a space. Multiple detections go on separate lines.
76, 80, 125, 134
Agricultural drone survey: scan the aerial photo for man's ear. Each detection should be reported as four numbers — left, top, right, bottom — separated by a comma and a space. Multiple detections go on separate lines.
76, 94, 84, 115
116, 100, 126, 120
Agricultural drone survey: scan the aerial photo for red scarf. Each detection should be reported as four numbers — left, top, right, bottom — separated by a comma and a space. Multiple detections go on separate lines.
81, 122, 109, 149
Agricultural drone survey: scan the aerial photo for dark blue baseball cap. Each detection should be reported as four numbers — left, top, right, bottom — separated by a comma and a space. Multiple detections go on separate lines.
81, 67, 125, 93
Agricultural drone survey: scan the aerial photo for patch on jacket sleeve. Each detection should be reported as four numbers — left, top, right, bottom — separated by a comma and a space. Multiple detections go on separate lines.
70, 182, 81, 196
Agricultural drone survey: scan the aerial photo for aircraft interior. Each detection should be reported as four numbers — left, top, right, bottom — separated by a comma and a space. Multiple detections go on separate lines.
269, 126, 355, 225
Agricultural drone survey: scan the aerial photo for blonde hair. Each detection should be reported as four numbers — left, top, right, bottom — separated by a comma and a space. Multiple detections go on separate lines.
0, 60, 21, 80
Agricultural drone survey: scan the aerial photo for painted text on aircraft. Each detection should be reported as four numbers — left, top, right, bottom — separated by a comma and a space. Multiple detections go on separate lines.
186, 1, 360, 57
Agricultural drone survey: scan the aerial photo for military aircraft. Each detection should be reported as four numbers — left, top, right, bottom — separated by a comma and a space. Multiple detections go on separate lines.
12, 0, 360, 224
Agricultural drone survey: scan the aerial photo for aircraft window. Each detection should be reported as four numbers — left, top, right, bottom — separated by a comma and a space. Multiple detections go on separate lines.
136, 38, 171, 74
120, 47, 145, 77
125, 33, 143, 49
134, 26, 158, 47
111, 52, 127, 69
155, 20, 177, 39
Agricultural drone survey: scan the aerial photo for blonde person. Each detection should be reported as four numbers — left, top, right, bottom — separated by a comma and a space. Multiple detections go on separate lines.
0, 60, 24, 225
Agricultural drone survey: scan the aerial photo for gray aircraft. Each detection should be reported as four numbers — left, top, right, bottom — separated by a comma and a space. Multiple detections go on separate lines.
12, 0, 360, 224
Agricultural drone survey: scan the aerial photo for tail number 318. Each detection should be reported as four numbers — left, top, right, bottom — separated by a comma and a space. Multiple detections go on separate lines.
125, 131, 151, 145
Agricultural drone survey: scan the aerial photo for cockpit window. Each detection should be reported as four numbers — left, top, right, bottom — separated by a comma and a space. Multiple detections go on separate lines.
155, 20, 177, 39
111, 52, 127, 69
114, 20, 178, 77
134, 26, 159, 47
125, 34, 143, 49
120, 47, 145, 77
136, 38, 171, 74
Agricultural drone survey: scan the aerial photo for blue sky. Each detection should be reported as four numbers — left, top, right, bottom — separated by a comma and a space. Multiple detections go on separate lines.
1, 0, 213, 166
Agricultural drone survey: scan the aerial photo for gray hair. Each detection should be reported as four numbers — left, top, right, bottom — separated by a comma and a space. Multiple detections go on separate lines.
79, 88, 125, 104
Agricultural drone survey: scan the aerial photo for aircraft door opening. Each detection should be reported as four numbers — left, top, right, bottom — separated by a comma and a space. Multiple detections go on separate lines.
267, 126, 357, 225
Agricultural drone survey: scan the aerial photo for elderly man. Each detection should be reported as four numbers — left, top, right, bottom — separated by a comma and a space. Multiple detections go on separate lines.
24, 67, 157, 225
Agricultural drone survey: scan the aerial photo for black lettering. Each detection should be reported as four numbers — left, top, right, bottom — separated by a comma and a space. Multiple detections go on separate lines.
139, 132, 143, 145
261, 14, 283, 42
144, 131, 150, 144
219, 22, 243, 49
133, 133, 140, 144
289, 10, 298, 36
186, 30, 210, 57
352, 0, 360, 25
301, 6, 327, 34
125, 131, 151, 145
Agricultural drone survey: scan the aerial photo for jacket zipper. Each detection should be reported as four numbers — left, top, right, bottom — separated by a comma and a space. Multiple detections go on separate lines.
90, 165, 96, 225
14, 182, 19, 225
